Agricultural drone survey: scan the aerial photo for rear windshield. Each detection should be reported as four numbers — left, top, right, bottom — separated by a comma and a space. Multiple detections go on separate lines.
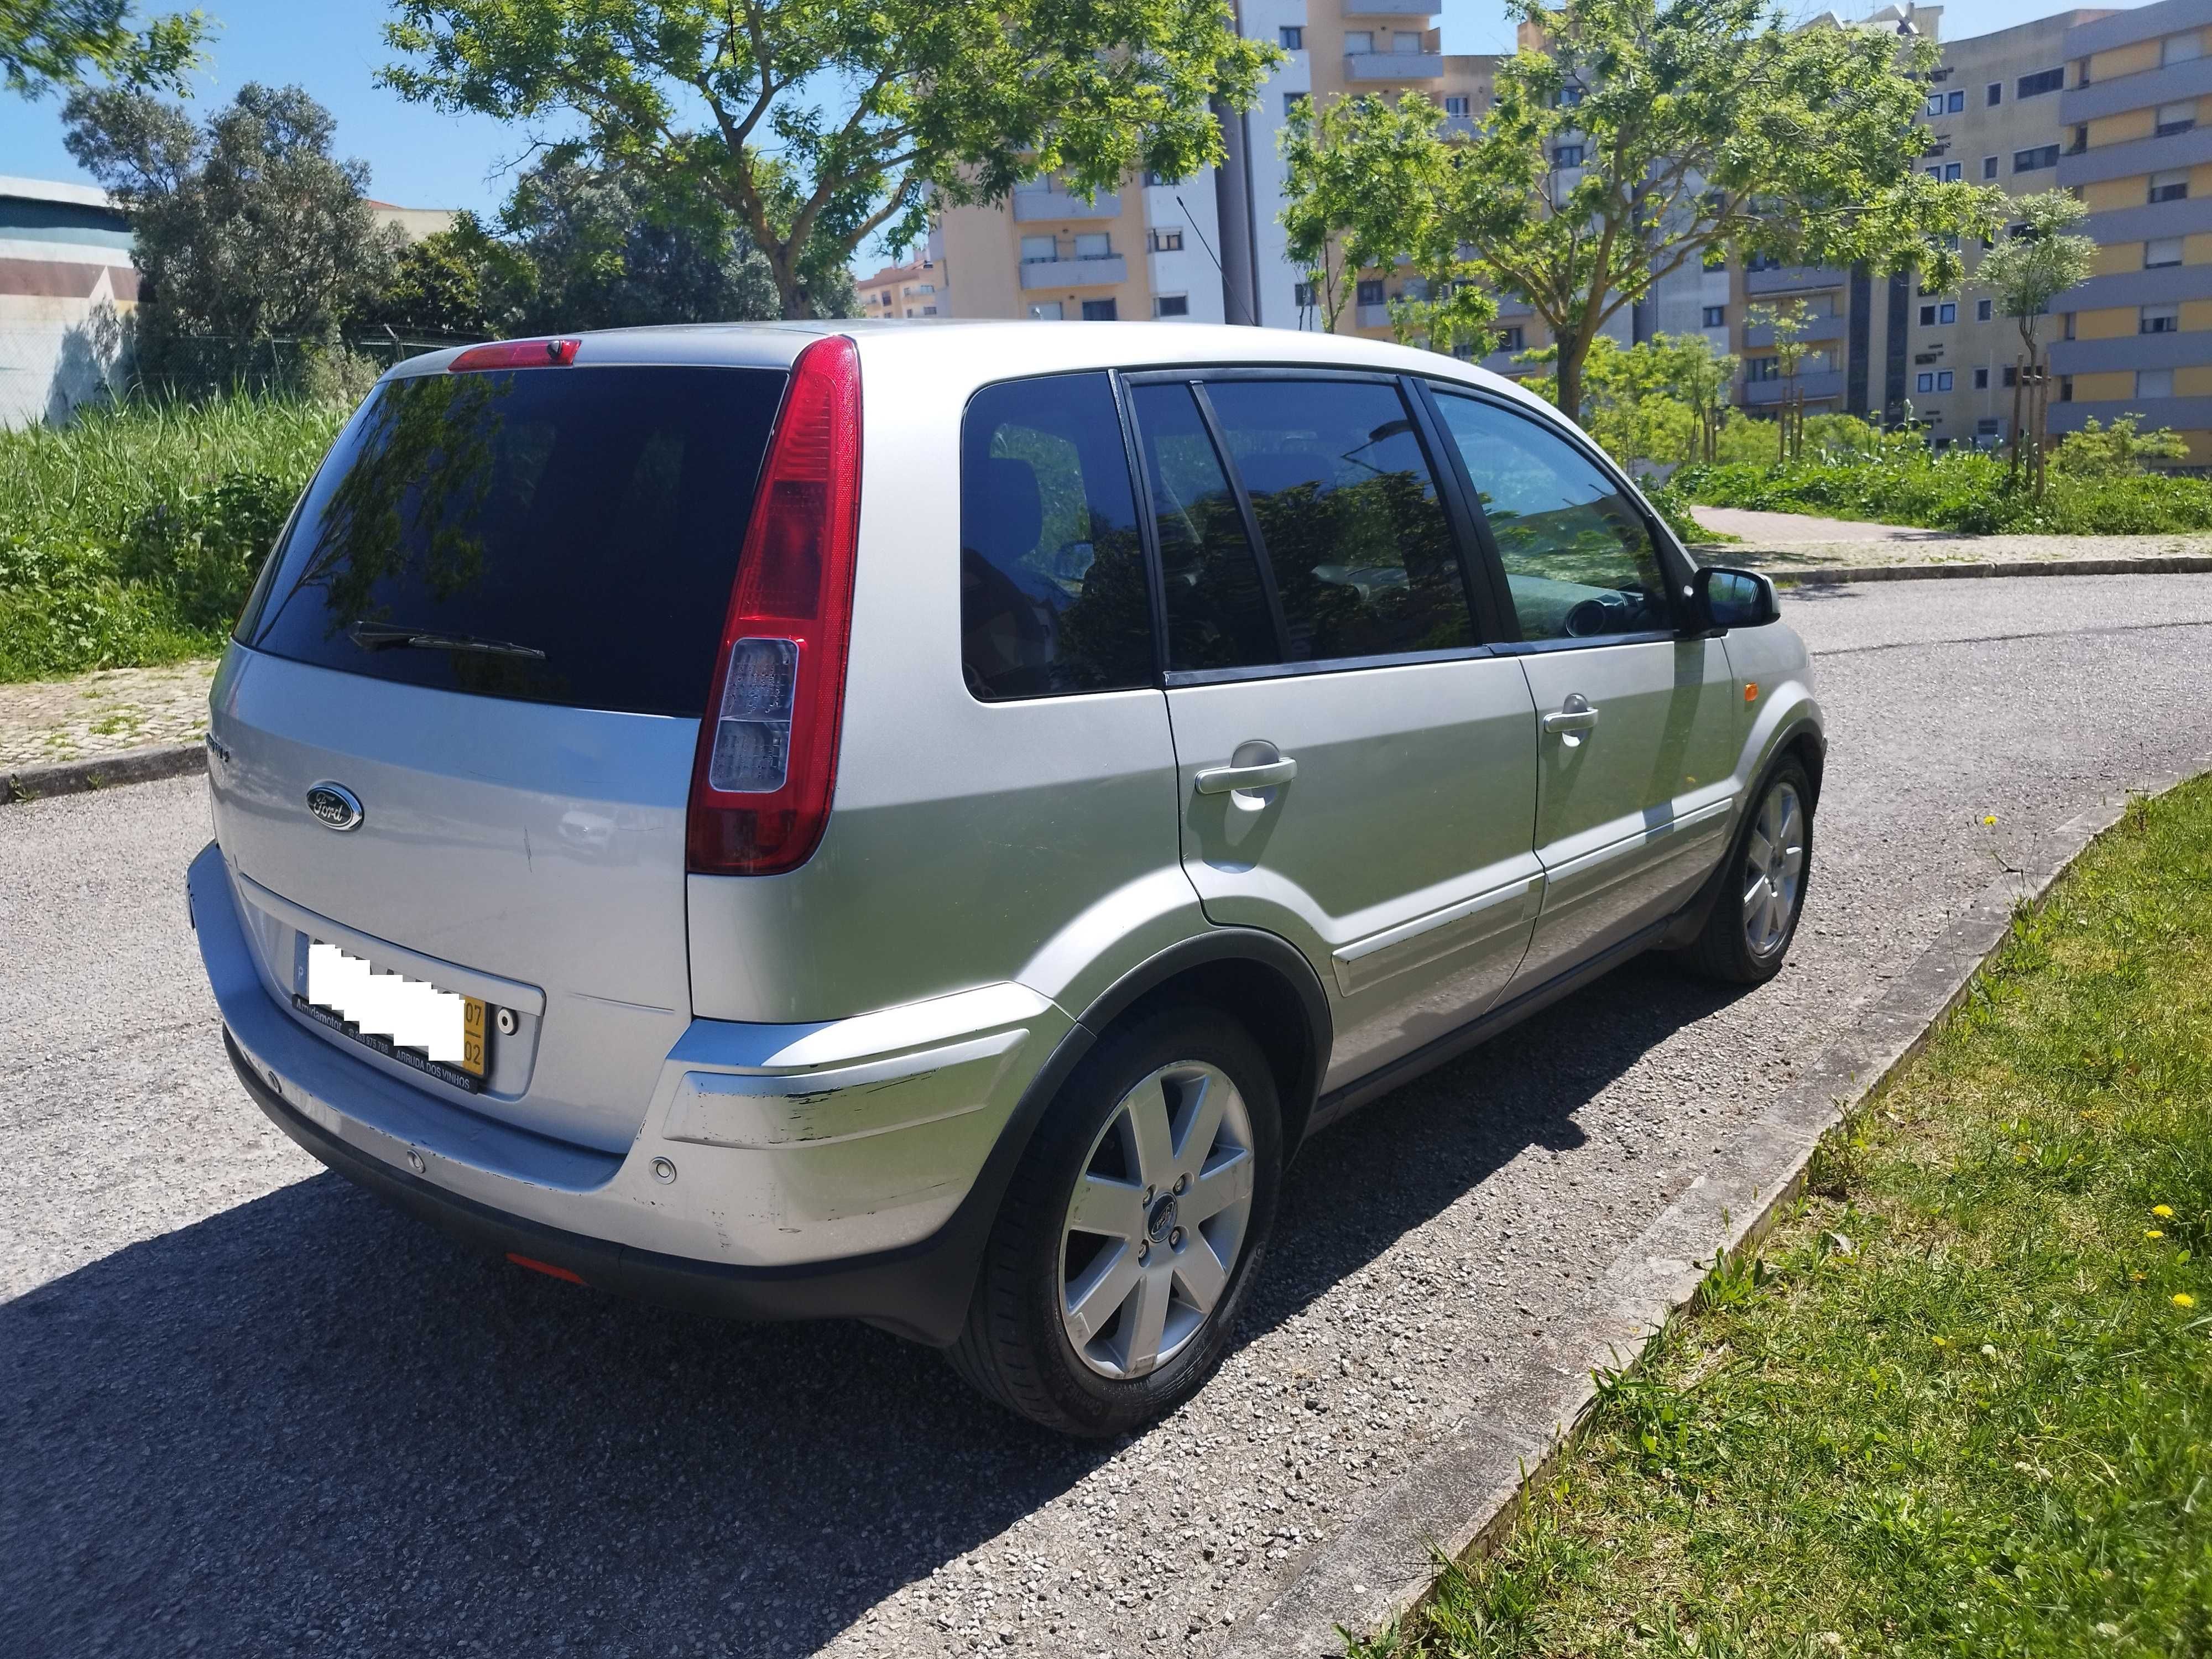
243, 364, 786, 718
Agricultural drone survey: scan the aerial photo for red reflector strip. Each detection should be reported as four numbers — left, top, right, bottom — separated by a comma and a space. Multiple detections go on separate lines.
505, 1251, 588, 1285
450, 337, 581, 372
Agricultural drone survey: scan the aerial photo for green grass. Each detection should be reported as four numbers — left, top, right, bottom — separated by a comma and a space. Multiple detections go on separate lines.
0, 394, 344, 681
1354, 776, 2212, 1659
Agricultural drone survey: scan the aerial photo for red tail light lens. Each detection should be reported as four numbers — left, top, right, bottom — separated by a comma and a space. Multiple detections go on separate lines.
449, 337, 580, 372
687, 334, 862, 875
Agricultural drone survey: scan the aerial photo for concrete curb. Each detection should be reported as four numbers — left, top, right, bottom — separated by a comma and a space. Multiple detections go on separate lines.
1220, 760, 2209, 1659
1762, 554, 2212, 587
1, 741, 205, 805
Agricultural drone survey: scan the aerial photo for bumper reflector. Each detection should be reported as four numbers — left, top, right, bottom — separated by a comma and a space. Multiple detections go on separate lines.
506, 1252, 588, 1286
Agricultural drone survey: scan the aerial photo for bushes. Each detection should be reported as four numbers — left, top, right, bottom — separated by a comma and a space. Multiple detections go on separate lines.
0, 394, 343, 681
1677, 434, 2212, 536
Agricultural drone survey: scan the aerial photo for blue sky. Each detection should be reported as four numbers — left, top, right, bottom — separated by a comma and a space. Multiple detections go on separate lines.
0, 0, 2065, 231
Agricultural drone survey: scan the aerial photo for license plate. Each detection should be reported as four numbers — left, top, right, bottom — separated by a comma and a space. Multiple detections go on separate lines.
299, 939, 488, 1093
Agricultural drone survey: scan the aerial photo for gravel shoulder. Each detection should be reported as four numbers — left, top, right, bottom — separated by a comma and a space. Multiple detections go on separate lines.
0, 658, 216, 770
1688, 505, 2212, 573
6, 577, 2212, 1658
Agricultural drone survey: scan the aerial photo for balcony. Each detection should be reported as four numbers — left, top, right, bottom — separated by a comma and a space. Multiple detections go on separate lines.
1012, 188, 1120, 223
2059, 53, 2212, 124
1741, 368, 1846, 406
2058, 121, 2212, 186
1742, 311, 1848, 348
1018, 254, 1126, 290
1356, 302, 1394, 328
1744, 263, 1846, 298
1345, 50, 1444, 81
1342, 0, 1441, 12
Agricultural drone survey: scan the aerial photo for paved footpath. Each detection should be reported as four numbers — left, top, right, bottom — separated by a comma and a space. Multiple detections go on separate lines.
1688, 504, 2212, 575
7, 575, 2212, 1659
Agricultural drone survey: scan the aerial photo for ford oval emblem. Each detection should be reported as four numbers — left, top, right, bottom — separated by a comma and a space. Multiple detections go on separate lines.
305, 781, 364, 832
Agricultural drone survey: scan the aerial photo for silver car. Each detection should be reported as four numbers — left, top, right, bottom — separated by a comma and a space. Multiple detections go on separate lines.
189, 321, 1822, 1435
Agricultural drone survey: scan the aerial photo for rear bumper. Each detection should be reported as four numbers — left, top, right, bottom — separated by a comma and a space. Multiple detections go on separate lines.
191, 841, 1078, 1344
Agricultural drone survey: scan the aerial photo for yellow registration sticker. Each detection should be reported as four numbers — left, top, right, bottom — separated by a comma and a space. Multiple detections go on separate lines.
462, 997, 487, 1078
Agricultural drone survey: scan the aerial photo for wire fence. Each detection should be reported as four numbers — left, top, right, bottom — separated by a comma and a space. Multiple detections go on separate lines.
128, 330, 481, 404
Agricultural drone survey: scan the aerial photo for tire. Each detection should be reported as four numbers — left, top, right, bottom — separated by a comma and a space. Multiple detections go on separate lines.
1680, 757, 1814, 985
947, 1003, 1282, 1437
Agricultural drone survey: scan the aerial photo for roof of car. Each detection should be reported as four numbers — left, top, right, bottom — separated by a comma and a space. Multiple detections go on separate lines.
385, 318, 1542, 413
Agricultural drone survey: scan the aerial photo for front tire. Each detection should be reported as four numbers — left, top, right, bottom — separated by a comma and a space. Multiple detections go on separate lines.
948, 1005, 1282, 1436
1682, 758, 1813, 985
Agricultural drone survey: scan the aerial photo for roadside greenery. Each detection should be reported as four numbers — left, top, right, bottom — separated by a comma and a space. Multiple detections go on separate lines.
0, 394, 340, 681
1352, 774, 2212, 1658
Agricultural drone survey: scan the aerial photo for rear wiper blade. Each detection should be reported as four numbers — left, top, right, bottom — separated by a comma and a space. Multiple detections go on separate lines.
348, 620, 546, 661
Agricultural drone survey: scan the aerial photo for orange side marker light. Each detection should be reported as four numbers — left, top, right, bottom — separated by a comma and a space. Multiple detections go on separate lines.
507, 1252, 588, 1286
1744, 681, 1760, 704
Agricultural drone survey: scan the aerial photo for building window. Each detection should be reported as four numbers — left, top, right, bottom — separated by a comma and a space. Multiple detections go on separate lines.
2017, 67, 2064, 98
1747, 356, 1781, 382
921, 305, 937, 316
2164, 32, 2206, 66
1944, 161, 1963, 181
2142, 303, 2180, 335
1553, 144, 1584, 168
1558, 84, 1584, 107
2013, 145, 2059, 173
1981, 155, 1998, 180
1356, 278, 1385, 305
1947, 88, 1965, 112
1279, 24, 1303, 49
1393, 31, 1421, 51
2138, 368, 2175, 399
1073, 232, 1112, 260
1283, 91, 1309, 118
2067, 124, 2088, 154
916, 283, 934, 294
1924, 93, 1944, 117
1974, 367, 1989, 389
1498, 325, 1525, 352
1293, 281, 1316, 308
2157, 101, 2197, 137
1986, 81, 2003, 106
2004, 366, 2018, 387
1939, 301, 1957, 324
2146, 236, 2185, 268
1149, 228, 1183, 252
1020, 235, 1057, 264
1978, 416, 2001, 436
1916, 371, 1936, 393
1027, 301, 1063, 320
1152, 294, 1189, 318
2060, 375, 2073, 403
1444, 95, 1470, 116
1702, 305, 1726, 327
2151, 169, 2190, 204
1936, 369, 1954, 391
2064, 310, 2075, 339
1976, 298, 1992, 321
1344, 29, 1374, 53
1924, 165, 1942, 180
1079, 298, 1118, 321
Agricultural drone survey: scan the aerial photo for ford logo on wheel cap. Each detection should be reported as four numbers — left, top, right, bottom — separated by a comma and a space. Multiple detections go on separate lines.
305, 782, 364, 832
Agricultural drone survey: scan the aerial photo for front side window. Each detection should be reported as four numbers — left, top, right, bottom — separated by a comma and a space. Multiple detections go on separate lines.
1430, 392, 1671, 643
958, 374, 1152, 700
1202, 378, 1474, 662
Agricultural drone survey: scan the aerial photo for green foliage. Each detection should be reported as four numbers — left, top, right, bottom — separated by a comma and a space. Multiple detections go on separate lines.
1353, 773, 2212, 1658
2049, 415, 2191, 479
1, 0, 206, 98
380, 0, 1279, 320
1679, 438, 2212, 536
1974, 191, 2098, 342
1280, 0, 2003, 415
62, 81, 402, 387
0, 393, 341, 680
355, 221, 497, 338
1577, 334, 1736, 467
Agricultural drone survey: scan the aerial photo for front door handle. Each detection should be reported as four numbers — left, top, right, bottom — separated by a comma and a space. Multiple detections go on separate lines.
1541, 694, 1600, 736
1195, 757, 1298, 795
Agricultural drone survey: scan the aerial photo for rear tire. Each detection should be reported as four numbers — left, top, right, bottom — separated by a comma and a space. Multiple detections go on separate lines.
1681, 758, 1813, 985
947, 1004, 1281, 1437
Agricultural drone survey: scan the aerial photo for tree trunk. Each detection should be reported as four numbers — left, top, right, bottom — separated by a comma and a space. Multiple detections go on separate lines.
2008, 361, 2024, 481
1554, 332, 1592, 424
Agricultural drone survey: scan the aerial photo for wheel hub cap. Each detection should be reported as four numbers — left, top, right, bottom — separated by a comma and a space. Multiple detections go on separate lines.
1741, 779, 1806, 957
1057, 1060, 1256, 1381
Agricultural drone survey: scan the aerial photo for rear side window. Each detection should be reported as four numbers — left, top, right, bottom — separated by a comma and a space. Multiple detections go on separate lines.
960, 373, 1154, 699
1126, 382, 1277, 673
246, 366, 784, 717
1202, 378, 1473, 661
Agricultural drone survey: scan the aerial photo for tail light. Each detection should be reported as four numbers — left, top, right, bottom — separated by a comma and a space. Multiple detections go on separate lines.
687, 334, 862, 875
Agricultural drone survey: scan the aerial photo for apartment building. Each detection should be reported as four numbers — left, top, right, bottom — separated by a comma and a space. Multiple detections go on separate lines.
854, 246, 950, 319
2049, 0, 2212, 462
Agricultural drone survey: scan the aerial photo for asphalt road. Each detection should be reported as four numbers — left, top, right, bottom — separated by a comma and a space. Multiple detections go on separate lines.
8, 573, 2212, 1659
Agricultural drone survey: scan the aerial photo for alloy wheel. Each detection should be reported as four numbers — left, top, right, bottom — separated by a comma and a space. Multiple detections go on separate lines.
1743, 779, 1806, 957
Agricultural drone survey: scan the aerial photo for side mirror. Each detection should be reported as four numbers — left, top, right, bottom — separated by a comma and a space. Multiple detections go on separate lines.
1689, 566, 1780, 633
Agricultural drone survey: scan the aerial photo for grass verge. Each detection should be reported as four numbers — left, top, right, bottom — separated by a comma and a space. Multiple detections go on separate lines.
1354, 775, 2212, 1658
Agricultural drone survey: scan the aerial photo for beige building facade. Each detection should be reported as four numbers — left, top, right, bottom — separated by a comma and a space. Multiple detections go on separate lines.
854, 245, 950, 319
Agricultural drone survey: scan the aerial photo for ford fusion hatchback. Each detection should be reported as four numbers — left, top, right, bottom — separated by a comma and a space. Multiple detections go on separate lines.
190, 321, 1823, 1436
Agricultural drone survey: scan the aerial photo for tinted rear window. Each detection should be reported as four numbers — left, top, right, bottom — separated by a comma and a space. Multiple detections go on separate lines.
244, 365, 785, 717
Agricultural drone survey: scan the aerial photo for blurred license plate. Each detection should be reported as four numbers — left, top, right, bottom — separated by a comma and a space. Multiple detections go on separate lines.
296, 939, 487, 1093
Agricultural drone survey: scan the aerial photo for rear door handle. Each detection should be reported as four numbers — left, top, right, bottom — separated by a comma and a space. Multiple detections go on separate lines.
1541, 695, 1600, 735
1194, 757, 1298, 794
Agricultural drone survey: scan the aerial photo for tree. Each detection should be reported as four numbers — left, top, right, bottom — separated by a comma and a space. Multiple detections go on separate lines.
353, 220, 498, 340
381, 0, 1279, 320
1973, 189, 2095, 496
1281, 93, 1495, 357
63, 81, 402, 385
1281, 0, 2004, 419
1745, 300, 1812, 462
1578, 332, 1736, 467
2, 1, 205, 98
